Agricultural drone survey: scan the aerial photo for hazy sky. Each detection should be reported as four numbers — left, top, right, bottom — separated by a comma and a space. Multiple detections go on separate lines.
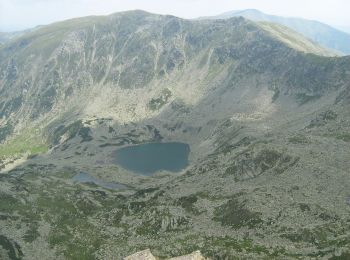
1, 0, 350, 32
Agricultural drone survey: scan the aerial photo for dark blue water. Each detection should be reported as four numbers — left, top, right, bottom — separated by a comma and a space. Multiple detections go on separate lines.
72, 172, 126, 190
112, 142, 190, 175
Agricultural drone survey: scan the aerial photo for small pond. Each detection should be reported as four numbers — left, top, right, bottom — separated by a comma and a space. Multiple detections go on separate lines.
72, 172, 125, 190
112, 142, 190, 175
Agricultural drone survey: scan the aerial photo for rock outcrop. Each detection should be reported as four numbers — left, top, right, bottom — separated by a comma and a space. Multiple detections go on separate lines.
124, 249, 207, 260
124, 249, 157, 260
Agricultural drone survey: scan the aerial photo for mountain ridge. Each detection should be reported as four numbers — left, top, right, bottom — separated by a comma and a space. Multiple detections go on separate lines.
202, 9, 350, 55
0, 12, 337, 133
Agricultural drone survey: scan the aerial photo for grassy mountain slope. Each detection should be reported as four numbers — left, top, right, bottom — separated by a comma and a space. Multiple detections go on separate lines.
206, 9, 350, 55
0, 10, 350, 259
257, 22, 336, 56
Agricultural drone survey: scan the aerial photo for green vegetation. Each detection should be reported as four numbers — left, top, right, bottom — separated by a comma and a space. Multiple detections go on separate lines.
0, 122, 14, 142
0, 235, 23, 260
0, 193, 20, 213
78, 126, 93, 142
176, 195, 199, 213
213, 197, 263, 228
255, 149, 284, 171
279, 224, 350, 253
334, 133, 350, 142
271, 88, 280, 102
0, 96, 22, 118
329, 252, 350, 260
38, 86, 57, 112
2, 172, 110, 259
204, 236, 271, 257
268, 82, 281, 103
0, 130, 47, 158
148, 88, 172, 111
225, 148, 298, 180
23, 222, 40, 243
288, 134, 309, 144
258, 22, 337, 56
170, 235, 282, 259
49, 120, 92, 144
322, 132, 350, 142
320, 110, 338, 120
295, 93, 321, 105
308, 110, 338, 128
0, 164, 349, 259
215, 136, 253, 155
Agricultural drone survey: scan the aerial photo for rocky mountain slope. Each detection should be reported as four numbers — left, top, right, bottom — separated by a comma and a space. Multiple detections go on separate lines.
0, 10, 350, 260
204, 9, 350, 55
0, 11, 339, 141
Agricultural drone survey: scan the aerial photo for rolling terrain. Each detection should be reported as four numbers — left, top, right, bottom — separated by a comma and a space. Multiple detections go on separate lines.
0, 10, 350, 259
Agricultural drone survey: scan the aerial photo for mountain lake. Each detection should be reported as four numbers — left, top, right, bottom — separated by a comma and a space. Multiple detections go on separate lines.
112, 142, 190, 175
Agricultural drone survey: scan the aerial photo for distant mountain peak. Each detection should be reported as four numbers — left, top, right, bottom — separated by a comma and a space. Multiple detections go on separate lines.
231, 9, 263, 14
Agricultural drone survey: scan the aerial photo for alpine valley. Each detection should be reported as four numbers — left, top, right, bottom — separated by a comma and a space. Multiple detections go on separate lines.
0, 10, 350, 259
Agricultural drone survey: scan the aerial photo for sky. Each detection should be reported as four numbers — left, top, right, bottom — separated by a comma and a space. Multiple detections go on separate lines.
0, 0, 350, 32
